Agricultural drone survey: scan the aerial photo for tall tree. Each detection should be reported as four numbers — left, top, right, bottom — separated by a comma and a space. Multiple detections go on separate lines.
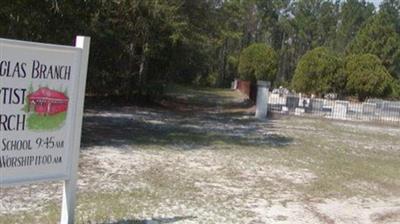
270, 0, 340, 84
2, 0, 399, 99
335, 0, 375, 52
348, 12, 400, 79
288, 0, 339, 52
380, 0, 400, 33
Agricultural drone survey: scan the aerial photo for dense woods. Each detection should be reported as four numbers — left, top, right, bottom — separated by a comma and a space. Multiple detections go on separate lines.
1, 0, 399, 100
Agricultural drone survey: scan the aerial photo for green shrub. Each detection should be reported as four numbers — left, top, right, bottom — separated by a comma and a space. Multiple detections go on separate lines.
206, 71, 219, 87
344, 54, 392, 100
238, 43, 278, 82
291, 47, 343, 95
193, 71, 219, 87
388, 80, 400, 99
227, 54, 239, 79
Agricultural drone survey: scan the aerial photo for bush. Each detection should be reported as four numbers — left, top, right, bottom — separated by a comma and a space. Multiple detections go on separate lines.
344, 54, 392, 100
206, 71, 219, 87
291, 47, 343, 95
193, 71, 219, 87
238, 43, 278, 82
227, 54, 239, 79
389, 81, 400, 99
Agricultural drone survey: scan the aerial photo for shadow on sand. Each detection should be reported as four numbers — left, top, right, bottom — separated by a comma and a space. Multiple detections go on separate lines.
81, 86, 293, 150
81, 108, 293, 150
103, 215, 197, 224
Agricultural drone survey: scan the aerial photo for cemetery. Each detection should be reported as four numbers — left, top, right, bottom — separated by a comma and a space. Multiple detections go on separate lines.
233, 80, 400, 124
267, 92, 400, 124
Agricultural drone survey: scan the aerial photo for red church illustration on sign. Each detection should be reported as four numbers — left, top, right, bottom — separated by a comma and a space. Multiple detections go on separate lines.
27, 87, 69, 116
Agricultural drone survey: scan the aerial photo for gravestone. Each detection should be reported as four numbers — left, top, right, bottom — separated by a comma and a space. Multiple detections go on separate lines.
269, 93, 286, 105
311, 99, 324, 112
286, 96, 299, 110
333, 100, 349, 119
299, 98, 310, 107
362, 103, 376, 115
295, 107, 305, 116
282, 106, 289, 114
381, 101, 400, 120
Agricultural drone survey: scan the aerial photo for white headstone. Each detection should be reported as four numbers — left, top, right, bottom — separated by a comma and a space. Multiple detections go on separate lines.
333, 100, 349, 119
282, 106, 289, 114
295, 107, 305, 116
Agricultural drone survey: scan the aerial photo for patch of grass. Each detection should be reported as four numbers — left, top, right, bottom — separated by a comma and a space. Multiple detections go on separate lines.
371, 210, 400, 223
265, 118, 400, 198
0, 202, 60, 224
164, 84, 243, 107
27, 112, 67, 130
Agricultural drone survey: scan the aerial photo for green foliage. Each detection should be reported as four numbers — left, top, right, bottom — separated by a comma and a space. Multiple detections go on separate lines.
0, 0, 235, 96
380, 0, 400, 33
193, 71, 219, 87
344, 54, 393, 100
291, 47, 342, 95
288, 0, 340, 50
1, 0, 399, 100
227, 54, 239, 78
348, 12, 400, 79
273, 0, 342, 83
206, 71, 219, 87
389, 80, 400, 98
335, 0, 375, 51
238, 43, 278, 81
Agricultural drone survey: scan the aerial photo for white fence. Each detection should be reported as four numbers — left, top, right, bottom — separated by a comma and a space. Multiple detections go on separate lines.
268, 93, 400, 124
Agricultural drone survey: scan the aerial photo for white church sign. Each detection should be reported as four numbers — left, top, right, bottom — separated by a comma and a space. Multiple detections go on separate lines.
0, 36, 90, 224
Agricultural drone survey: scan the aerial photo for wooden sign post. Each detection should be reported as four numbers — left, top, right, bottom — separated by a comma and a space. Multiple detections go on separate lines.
0, 36, 90, 224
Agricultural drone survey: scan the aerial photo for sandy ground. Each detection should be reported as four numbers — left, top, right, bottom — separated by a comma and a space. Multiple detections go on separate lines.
1, 87, 400, 224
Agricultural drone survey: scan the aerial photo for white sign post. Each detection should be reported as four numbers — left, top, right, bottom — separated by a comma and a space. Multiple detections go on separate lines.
0, 36, 90, 224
